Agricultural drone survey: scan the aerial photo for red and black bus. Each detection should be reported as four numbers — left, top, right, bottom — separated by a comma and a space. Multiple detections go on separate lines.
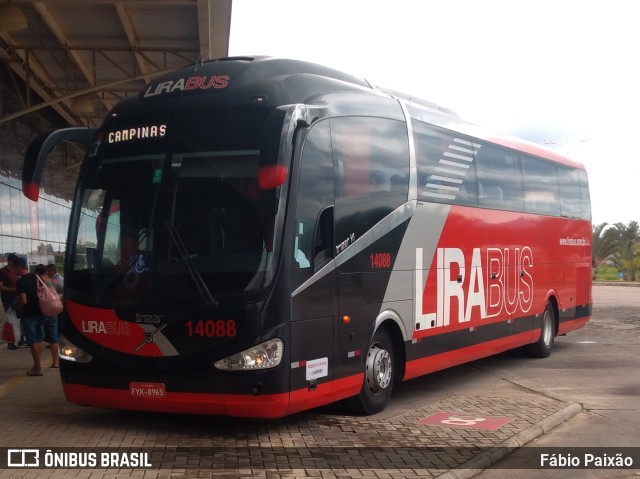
23, 57, 592, 417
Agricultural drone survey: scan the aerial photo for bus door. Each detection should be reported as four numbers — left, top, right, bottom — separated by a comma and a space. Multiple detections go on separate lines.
289, 120, 338, 402
330, 116, 411, 392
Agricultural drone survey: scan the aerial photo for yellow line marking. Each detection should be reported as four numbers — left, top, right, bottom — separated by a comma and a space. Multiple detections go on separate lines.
0, 375, 28, 397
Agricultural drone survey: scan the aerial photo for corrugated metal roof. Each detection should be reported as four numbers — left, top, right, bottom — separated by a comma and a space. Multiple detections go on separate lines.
0, 0, 232, 126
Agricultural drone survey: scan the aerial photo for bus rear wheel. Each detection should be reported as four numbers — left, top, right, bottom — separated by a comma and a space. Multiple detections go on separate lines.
345, 328, 394, 415
525, 301, 555, 358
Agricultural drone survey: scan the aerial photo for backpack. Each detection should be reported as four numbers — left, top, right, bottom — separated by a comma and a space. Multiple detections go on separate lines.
36, 275, 63, 316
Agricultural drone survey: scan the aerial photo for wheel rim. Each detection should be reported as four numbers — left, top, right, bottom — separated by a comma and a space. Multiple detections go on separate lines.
365, 343, 392, 394
542, 310, 553, 345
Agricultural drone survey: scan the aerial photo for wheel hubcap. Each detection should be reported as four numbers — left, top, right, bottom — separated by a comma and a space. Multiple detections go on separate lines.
365, 344, 392, 394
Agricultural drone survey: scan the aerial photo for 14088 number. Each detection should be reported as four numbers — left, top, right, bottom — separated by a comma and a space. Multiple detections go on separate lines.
186, 320, 237, 338
370, 252, 392, 269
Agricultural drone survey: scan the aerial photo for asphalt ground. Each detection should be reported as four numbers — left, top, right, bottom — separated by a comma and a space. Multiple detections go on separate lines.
0, 284, 636, 478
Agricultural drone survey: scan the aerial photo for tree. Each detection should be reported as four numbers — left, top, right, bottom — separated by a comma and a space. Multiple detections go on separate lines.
607, 221, 640, 281
592, 222, 617, 274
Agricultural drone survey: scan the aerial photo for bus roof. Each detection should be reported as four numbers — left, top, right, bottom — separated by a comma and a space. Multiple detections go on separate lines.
134, 56, 582, 170
139, 56, 374, 104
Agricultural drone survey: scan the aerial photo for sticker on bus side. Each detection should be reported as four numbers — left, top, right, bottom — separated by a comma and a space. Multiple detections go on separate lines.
305, 357, 328, 381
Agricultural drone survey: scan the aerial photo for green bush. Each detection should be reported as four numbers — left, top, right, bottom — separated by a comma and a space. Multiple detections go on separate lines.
595, 265, 639, 281
596, 265, 623, 281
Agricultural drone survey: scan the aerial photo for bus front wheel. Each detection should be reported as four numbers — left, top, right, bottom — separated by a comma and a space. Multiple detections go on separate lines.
525, 301, 555, 358
346, 327, 394, 415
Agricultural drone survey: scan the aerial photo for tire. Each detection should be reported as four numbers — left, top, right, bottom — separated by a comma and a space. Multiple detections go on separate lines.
345, 327, 395, 415
525, 301, 555, 358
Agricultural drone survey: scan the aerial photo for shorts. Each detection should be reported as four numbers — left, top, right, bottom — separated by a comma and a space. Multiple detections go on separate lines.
22, 315, 46, 345
44, 315, 59, 343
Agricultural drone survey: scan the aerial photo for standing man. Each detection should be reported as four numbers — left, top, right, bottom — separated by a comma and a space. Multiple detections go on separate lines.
47, 263, 64, 297
46, 264, 64, 297
45, 264, 64, 349
0, 253, 19, 349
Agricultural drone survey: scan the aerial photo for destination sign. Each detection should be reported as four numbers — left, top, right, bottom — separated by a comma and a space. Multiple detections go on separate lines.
107, 124, 167, 144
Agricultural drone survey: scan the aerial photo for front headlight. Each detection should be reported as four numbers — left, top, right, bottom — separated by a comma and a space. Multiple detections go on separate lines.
58, 334, 93, 363
214, 338, 283, 371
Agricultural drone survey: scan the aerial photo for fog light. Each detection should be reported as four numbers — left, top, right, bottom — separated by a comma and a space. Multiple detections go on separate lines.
58, 334, 93, 363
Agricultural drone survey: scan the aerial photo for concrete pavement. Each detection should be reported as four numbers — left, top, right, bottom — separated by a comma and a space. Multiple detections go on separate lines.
0, 339, 582, 478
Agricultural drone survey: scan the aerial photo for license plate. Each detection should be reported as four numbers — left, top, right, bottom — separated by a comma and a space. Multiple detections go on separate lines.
129, 382, 166, 398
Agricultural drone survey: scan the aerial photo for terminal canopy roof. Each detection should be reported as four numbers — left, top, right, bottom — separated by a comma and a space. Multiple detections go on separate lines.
0, 0, 232, 127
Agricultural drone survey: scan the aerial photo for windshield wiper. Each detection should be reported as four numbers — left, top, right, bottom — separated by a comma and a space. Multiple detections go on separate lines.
165, 221, 219, 308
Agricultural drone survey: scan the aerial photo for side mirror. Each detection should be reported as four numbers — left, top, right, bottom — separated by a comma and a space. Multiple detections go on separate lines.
23, 127, 97, 201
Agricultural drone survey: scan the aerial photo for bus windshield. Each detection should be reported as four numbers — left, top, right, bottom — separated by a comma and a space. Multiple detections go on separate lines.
67, 106, 283, 309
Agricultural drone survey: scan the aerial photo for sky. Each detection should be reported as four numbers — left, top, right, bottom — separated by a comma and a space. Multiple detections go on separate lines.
228, 0, 639, 227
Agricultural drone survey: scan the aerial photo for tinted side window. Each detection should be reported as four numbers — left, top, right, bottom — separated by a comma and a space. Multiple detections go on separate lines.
293, 121, 333, 286
476, 145, 524, 212
331, 117, 409, 247
578, 170, 591, 220
522, 156, 560, 216
558, 166, 582, 218
413, 121, 478, 207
